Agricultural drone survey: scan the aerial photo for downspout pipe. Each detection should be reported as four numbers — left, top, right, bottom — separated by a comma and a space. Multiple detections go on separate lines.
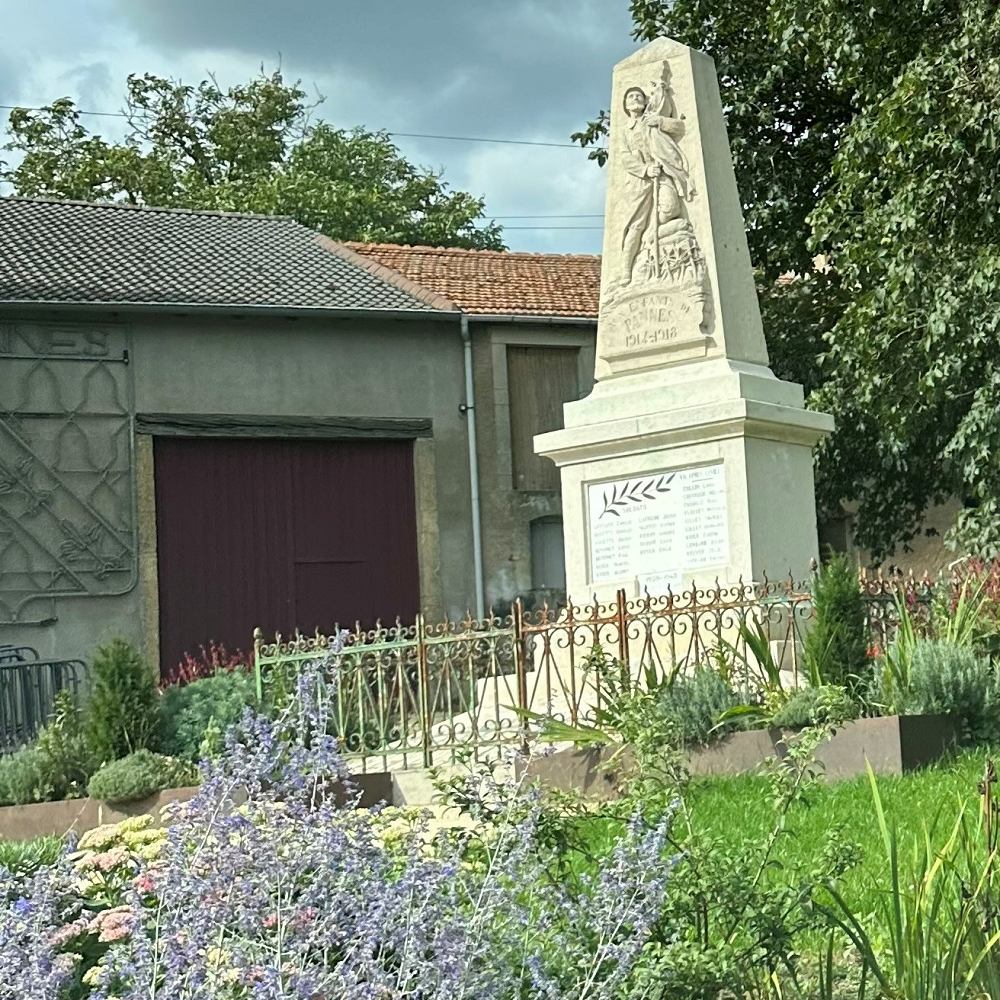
460, 312, 486, 620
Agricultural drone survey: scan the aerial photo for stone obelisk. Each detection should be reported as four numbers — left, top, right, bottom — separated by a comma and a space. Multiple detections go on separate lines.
535, 37, 834, 601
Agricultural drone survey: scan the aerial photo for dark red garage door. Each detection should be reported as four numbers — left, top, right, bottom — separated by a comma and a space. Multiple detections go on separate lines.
153, 437, 420, 678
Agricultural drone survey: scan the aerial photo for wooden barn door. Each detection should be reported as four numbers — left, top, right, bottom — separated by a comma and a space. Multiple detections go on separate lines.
153, 437, 419, 679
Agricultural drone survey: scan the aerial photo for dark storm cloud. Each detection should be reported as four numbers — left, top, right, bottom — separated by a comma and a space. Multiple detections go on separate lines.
2, 0, 634, 249
106, 0, 637, 140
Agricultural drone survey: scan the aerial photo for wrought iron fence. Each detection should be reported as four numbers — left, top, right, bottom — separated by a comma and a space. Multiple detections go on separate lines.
0, 646, 87, 753
254, 572, 936, 772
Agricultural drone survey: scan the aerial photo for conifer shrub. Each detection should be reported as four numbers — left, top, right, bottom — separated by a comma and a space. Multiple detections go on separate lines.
85, 639, 161, 764
804, 552, 869, 690
159, 669, 256, 762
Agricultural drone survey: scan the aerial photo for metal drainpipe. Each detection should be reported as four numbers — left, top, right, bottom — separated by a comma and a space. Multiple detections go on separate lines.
460, 312, 486, 620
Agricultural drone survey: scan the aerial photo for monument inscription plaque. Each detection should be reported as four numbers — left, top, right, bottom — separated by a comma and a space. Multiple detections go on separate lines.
587, 464, 728, 587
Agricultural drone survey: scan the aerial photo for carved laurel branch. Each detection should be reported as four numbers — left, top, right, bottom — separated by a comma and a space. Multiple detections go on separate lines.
599, 474, 675, 519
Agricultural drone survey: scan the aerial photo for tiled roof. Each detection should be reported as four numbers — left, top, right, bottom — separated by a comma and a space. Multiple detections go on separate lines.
0, 197, 451, 313
345, 243, 600, 319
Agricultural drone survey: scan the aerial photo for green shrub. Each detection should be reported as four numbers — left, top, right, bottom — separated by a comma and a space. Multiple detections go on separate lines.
804, 552, 869, 689
0, 746, 53, 805
159, 669, 256, 762
0, 692, 97, 805
85, 639, 161, 763
881, 638, 1000, 744
34, 690, 97, 794
86, 749, 198, 804
656, 666, 744, 746
0, 835, 62, 875
770, 684, 859, 729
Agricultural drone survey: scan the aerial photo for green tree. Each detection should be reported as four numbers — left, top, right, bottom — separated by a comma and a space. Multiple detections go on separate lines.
779, 0, 1000, 557
2, 70, 504, 250
579, 1, 1000, 558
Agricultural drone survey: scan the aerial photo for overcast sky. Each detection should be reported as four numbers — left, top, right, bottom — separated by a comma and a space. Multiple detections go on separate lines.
0, 0, 641, 253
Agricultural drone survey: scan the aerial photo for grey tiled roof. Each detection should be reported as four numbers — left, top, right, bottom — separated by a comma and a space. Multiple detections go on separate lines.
0, 197, 451, 313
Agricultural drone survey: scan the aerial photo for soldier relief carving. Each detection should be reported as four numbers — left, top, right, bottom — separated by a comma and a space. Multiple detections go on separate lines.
602, 66, 711, 355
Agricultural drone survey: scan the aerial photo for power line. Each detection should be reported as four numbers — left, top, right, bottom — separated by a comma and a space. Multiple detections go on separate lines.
386, 130, 580, 149
477, 225, 602, 230
0, 103, 592, 151
490, 214, 602, 219
0, 104, 125, 120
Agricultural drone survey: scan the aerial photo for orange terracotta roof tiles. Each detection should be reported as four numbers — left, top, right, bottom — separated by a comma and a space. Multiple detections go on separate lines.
344, 242, 600, 319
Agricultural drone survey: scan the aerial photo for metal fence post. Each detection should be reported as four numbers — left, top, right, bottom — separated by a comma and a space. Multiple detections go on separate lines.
416, 613, 433, 769
252, 627, 264, 703
616, 588, 629, 682
513, 598, 529, 754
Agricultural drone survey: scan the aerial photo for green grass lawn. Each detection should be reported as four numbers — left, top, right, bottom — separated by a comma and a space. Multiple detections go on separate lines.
683, 748, 992, 919
569, 748, 993, 929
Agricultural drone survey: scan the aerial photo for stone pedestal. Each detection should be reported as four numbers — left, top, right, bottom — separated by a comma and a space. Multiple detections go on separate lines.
535, 37, 833, 602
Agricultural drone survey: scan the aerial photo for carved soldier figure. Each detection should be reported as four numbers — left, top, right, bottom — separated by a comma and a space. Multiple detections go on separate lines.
617, 74, 694, 288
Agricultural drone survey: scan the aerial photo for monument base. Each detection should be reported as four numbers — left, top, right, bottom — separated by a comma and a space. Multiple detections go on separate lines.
535, 358, 834, 603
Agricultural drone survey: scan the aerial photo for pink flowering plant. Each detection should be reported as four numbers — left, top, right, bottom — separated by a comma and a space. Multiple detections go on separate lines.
0, 662, 679, 999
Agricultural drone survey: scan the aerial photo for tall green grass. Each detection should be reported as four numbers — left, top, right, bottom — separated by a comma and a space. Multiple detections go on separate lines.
686, 749, 990, 922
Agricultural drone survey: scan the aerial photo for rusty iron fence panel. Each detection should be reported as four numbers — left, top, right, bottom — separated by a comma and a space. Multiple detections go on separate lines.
254, 573, 936, 772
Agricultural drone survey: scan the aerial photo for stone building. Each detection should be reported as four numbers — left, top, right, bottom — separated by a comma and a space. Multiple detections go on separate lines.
346, 243, 599, 612
0, 197, 597, 676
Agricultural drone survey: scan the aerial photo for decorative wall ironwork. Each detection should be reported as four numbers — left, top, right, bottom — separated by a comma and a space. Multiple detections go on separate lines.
254, 572, 937, 772
0, 322, 135, 624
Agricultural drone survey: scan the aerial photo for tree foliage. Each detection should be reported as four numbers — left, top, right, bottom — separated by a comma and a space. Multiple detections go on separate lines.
580, 0, 1000, 558
785, 0, 1000, 556
2, 70, 504, 250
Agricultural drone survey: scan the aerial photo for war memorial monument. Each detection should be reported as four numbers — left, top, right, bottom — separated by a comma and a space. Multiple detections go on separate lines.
535, 37, 834, 601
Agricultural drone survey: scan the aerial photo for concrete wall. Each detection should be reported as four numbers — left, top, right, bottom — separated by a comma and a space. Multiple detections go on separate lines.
470, 319, 597, 612
0, 309, 472, 663
825, 497, 967, 577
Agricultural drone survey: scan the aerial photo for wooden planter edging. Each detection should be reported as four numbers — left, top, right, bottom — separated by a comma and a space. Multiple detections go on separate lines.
523, 715, 959, 798
0, 772, 395, 842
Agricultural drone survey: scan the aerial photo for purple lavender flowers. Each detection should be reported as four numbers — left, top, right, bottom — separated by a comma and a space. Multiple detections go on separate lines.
0, 663, 677, 999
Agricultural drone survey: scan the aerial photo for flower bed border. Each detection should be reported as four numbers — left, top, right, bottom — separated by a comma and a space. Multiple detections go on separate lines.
0, 772, 395, 841
523, 714, 959, 798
